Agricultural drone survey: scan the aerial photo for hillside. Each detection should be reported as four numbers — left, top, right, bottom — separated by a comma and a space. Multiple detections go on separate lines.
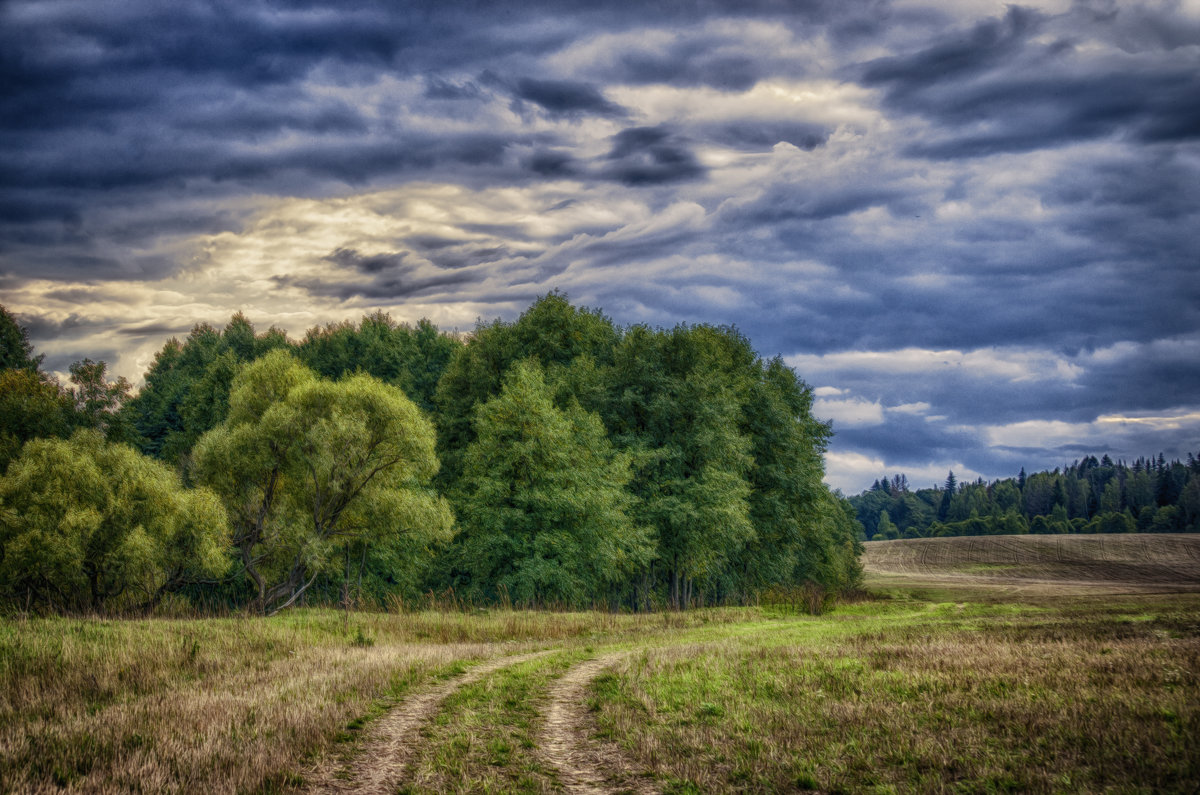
864, 533, 1200, 593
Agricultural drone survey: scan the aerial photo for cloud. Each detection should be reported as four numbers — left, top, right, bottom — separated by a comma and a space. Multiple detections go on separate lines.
813, 396, 885, 427
513, 77, 627, 117
600, 126, 707, 185
2, 0, 1196, 498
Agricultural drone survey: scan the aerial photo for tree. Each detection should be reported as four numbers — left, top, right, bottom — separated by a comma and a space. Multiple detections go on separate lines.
434, 292, 619, 486
876, 510, 899, 540
730, 357, 858, 599
0, 431, 229, 613
0, 305, 42, 372
192, 350, 452, 614
606, 324, 755, 608
297, 312, 461, 414
450, 360, 651, 606
124, 315, 290, 462
69, 359, 133, 442
0, 369, 75, 472
938, 471, 957, 521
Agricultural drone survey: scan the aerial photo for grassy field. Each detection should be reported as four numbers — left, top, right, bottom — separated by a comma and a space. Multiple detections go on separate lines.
2, 535, 1198, 793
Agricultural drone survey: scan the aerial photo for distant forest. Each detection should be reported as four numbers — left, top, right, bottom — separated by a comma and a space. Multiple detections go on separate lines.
0, 295, 861, 615
851, 454, 1200, 541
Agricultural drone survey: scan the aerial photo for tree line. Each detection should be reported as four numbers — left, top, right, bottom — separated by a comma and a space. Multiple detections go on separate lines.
851, 454, 1200, 541
0, 296, 862, 615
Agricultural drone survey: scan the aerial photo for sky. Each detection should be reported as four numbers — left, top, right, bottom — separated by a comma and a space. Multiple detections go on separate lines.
1, 0, 1198, 493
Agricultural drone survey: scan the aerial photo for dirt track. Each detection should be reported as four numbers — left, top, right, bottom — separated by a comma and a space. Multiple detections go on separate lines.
305, 650, 550, 794
540, 653, 659, 795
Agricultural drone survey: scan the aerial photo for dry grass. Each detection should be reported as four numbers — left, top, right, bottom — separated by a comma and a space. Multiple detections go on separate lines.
588, 595, 1200, 793
0, 607, 755, 793
863, 533, 1200, 595
6, 567, 1199, 793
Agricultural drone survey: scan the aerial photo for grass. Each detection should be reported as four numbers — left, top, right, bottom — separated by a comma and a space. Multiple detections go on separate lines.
403, 650, 584, 794
588, 594, 1200, 793
0, 607, 751, 793
2, 549, 1198, 793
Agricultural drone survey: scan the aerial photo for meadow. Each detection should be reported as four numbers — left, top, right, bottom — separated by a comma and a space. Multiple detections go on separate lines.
2, 535, 1198, 793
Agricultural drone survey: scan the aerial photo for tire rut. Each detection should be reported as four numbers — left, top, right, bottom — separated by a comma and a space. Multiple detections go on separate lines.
541, 653, 659, 795
306, 650, 550, 794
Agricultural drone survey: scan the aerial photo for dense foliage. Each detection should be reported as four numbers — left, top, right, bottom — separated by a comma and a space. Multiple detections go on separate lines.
0, 296, 861, 613
0, 430, 228, 612
852, 454, 1200, 540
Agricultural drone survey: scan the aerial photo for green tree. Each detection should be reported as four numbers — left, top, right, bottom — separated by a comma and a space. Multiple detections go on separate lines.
68, 359, 133, 442
0, 431, 229, 613
297, 312, 460, 413
0, 369, 75, 472
125, 315, 290, 462
434, 293, 619, 486
607, 324, 755, 609
193, 351, 451, 614
450, 360, 651, 607
0, 305, 42, 372
938, 471, 957, 521
876, 509, 899, 540
727, 357, 858, 599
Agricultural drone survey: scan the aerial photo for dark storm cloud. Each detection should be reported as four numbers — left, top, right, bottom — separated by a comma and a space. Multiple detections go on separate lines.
834, 414, 984, 467
525, 149, 580, 177
699, 121, 830, 152
859, 5, 1200, 158
513, 78, 627, 117
902, 69, 1200, 158
324, 248, 408, 274
276, 269, 482, 301
601, 127, 706, 185
117, 321, 190, 338
860, 6, 1043, 91
3, 0, 1198, 491
604, 40, 765, 92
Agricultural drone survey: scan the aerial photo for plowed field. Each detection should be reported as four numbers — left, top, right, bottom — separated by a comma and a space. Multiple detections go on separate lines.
864, 533, 1200, 594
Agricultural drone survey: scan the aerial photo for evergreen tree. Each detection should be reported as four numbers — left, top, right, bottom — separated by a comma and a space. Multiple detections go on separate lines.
938, 471, 957, 521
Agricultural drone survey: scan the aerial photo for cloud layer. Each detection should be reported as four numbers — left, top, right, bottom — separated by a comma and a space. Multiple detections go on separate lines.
2, 0, 1197, 491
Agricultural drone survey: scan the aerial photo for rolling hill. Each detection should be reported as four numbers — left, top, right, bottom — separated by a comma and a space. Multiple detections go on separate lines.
863, 533, 1200, 593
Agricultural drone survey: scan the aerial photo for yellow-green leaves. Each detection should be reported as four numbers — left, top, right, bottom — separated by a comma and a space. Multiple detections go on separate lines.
194, 352, 451, 613
0, 430, 230, 612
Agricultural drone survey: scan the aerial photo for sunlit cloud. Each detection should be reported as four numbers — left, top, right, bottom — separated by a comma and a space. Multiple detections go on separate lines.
1, 0, 1195, 495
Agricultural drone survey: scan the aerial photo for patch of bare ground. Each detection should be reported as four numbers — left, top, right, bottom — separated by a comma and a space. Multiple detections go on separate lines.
864, 533, 1200, 593
540, 653, 660, 795
305, 650, 551, 794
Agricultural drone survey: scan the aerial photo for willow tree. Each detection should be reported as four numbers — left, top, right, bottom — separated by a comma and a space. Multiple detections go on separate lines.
192, 350, 451, 614
0, 430, 229, 613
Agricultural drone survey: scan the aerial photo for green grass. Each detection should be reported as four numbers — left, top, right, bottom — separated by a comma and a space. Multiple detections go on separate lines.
2, 589, 1197, 793
588, 593, 1200, 793
404, 651, 584, 794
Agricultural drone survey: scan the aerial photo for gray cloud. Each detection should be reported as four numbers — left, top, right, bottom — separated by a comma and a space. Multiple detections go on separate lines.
3, 0, 1197, 491
513, 77, 627, 117
601, 126, 706, 185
